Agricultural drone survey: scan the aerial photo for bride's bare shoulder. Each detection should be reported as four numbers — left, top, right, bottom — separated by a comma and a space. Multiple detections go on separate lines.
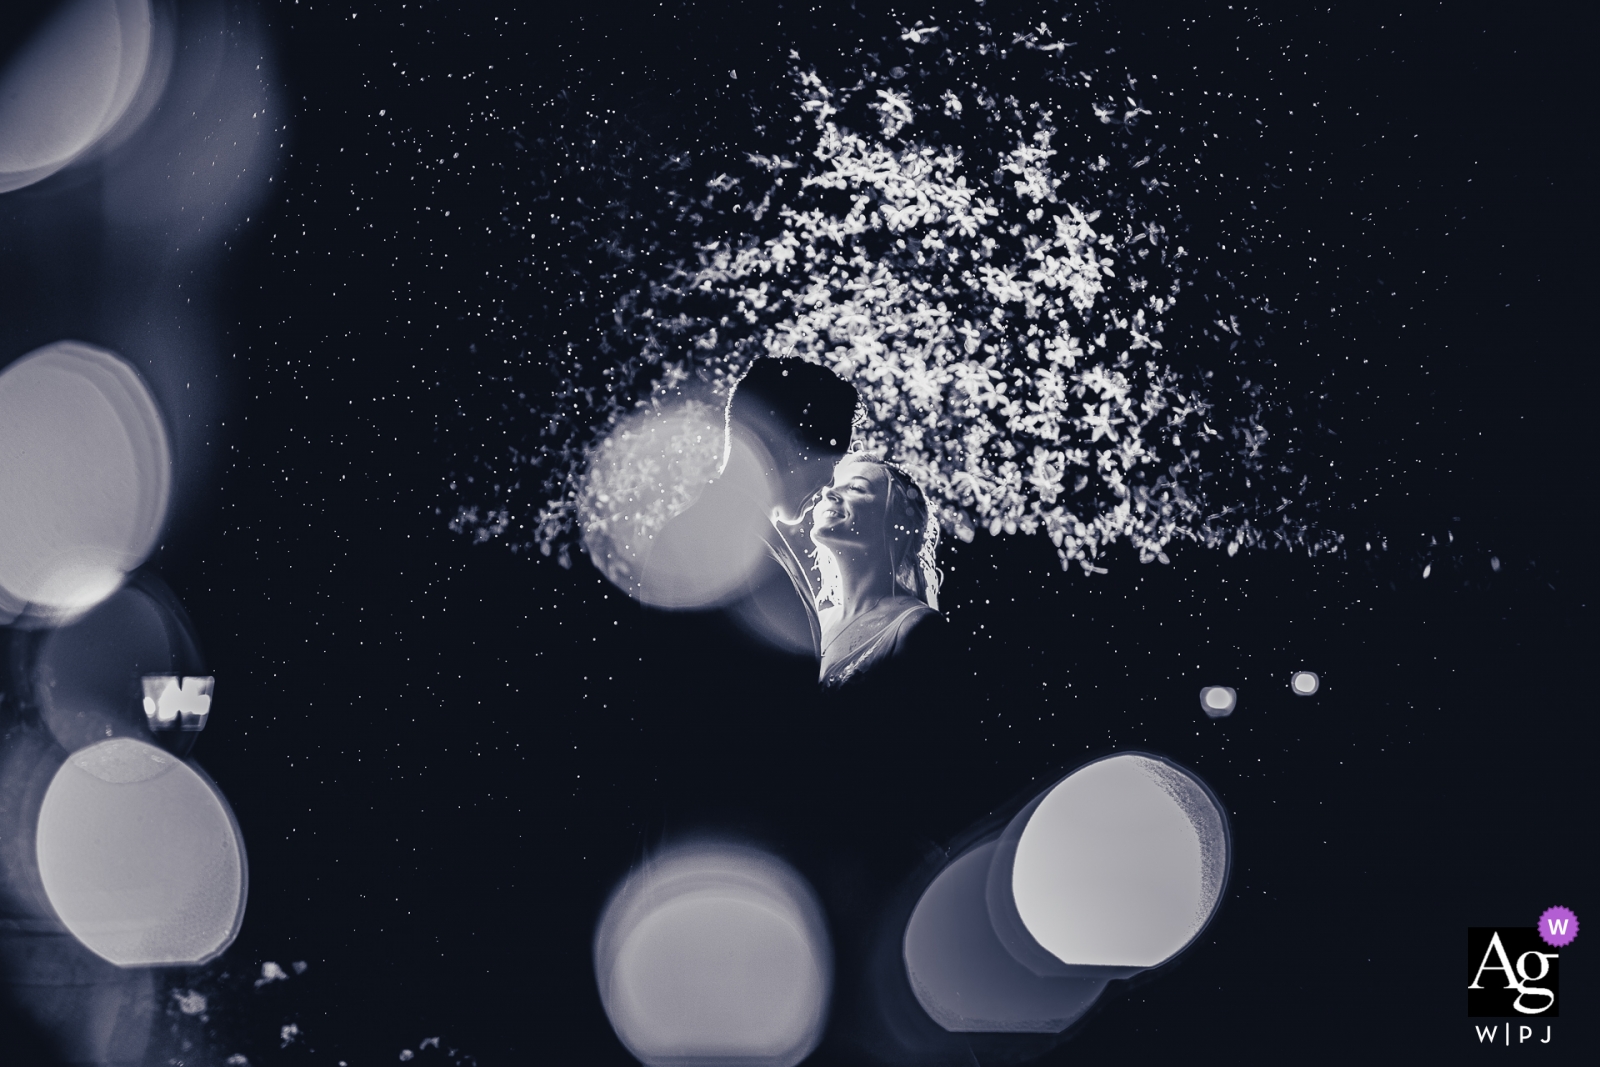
889, 597, 942, 650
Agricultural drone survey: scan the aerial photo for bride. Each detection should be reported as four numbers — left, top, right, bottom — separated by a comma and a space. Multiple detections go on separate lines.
810, 455, 944, 688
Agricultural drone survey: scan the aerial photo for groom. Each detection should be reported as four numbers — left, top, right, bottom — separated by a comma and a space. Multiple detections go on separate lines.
640, 356, 859, 660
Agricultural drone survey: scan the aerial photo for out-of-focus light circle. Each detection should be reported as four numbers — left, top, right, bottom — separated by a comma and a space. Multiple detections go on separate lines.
0, 0, 154, 194
904, 837, 1107, 1033
577, 400, 725, 599
0, 341, 170, 621
1291, 671, 1320, 696
36, 577, 201, 753
36, 737, 246, 967
1200, 685, 1236, 718
594, 842, 831, 1067
1005, 754, 1229, 970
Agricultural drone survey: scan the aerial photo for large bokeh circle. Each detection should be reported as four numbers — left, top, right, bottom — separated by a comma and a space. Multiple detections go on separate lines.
36, 738, 246, 967
0, 340, 170, 621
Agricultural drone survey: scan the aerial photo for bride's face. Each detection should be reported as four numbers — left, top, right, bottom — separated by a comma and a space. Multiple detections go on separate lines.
812, 460, 890, 554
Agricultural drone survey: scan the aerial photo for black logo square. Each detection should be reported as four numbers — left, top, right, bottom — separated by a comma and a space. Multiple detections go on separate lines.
1468, 928, 1559, 1017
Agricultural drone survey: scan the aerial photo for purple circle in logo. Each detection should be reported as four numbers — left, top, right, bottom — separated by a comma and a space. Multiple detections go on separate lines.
1538, 905, 1578, 948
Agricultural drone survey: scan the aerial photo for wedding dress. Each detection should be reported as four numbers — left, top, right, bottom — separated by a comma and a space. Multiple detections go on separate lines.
818, 595, 937, 688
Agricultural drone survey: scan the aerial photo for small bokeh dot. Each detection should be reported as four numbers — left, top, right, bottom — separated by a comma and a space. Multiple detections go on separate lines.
1199, 686, 1236, 718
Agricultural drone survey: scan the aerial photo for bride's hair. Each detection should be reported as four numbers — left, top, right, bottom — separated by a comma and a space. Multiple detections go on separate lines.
812, 455, 943, 611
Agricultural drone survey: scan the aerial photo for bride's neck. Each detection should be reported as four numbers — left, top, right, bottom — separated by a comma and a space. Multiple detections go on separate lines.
829, 549, 898, 624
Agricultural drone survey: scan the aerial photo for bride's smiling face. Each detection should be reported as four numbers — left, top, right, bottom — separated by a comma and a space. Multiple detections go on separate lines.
812, 460, 890, 553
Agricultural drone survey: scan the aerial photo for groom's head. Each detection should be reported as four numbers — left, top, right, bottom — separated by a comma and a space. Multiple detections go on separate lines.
726, 357, 859, 522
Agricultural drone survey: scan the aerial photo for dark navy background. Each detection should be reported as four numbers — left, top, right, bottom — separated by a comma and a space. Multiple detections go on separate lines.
2, 1, 1592, 1063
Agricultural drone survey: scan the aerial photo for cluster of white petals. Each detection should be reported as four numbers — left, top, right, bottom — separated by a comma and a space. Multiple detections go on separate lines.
674, 72, 1215, 572
480, 24, 1337, 573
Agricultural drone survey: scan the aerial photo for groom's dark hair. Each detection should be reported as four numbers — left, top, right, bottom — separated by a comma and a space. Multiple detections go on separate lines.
727, 356, 859, 460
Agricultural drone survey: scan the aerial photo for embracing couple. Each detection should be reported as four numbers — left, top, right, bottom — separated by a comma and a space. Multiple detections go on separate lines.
641, 357, 945, 689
